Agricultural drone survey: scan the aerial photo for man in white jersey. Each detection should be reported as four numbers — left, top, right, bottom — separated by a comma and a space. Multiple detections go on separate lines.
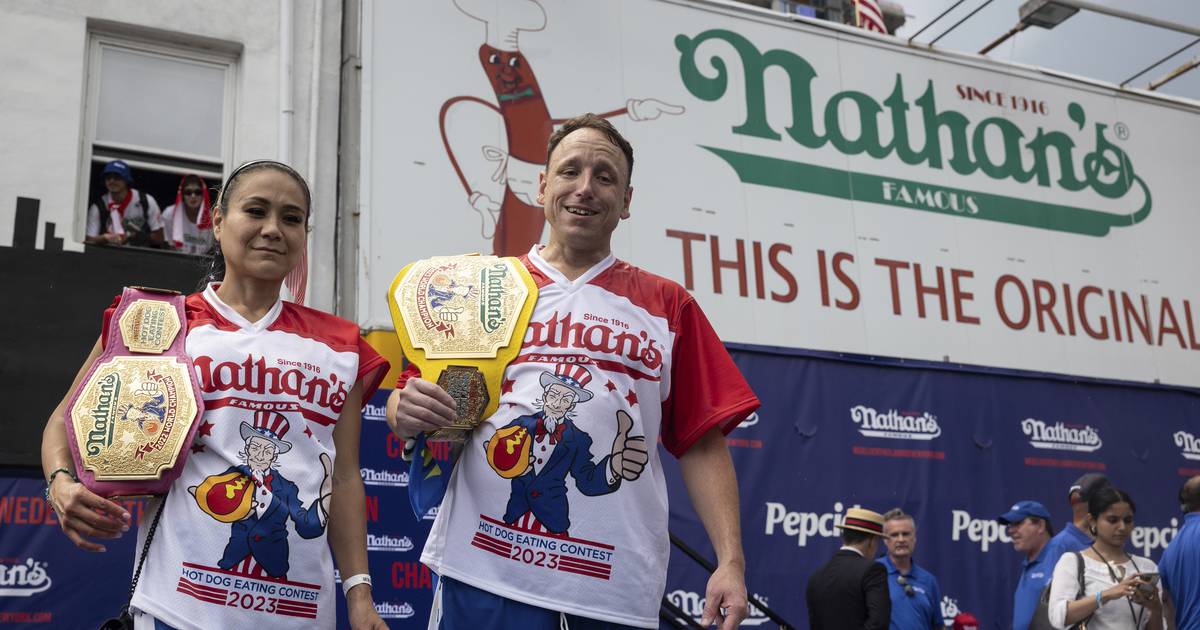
388, 113, 759, 630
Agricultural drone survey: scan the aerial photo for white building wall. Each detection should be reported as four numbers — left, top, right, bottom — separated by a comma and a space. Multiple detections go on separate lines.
0, 0, 346, 312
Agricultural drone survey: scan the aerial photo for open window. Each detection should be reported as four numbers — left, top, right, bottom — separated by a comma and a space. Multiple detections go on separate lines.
78, 23, 239, 251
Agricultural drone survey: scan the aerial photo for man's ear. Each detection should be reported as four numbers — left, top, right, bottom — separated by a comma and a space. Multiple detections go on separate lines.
621, 185, 633, 220
537, 171, 547, 205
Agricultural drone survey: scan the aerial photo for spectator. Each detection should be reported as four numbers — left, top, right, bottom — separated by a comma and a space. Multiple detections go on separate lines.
1047, 487, 1162, 630
953, 612, 981, 630
1160, 475, 1200, 630
161, 173, 214, 255
1049, 473, 1111, 554
879, 508, 944, 629
998, 500, 1057, 630
85, 159, 164, 247
807, 507, 891, 630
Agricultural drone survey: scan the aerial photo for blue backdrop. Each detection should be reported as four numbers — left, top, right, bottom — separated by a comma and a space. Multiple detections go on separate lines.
4, 346, 1198, 629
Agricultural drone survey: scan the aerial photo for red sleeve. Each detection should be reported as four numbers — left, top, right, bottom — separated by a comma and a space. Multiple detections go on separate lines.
356, 337, 390, 404
660, 298, 760, 458
99, 295, 122, 347
394, 362, 421, 389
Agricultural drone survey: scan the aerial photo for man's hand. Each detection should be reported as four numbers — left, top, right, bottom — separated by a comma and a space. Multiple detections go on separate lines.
608, 410, 648, 481
386, 377, 458, 439
701, 563, 749, 630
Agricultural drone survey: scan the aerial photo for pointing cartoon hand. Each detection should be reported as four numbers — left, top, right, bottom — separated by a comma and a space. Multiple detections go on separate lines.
318, 452, 333, 520
437, 306, 464, 322
625, 98, 685, 122
609, 410, 648, 482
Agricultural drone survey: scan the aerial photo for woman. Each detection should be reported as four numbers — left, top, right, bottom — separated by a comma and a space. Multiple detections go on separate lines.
160, 173, 214, 255
42, 161, 388, 630
1048, 487, 1163, 630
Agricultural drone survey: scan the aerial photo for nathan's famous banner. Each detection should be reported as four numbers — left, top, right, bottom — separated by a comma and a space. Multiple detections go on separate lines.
360, 0, 1200, 387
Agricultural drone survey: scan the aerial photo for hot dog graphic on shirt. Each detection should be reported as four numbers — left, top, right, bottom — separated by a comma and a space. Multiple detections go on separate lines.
441, 0, 684, 255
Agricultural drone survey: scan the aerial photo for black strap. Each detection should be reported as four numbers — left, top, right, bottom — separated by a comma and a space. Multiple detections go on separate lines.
1091, 545, 1145, 628
127, 496, 167, 601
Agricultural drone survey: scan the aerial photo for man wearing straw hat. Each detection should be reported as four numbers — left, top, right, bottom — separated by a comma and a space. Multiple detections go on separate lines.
806, 507, 892, 630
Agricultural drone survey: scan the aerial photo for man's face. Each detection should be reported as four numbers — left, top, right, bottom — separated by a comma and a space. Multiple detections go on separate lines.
105, 173, 129, 197
1007, 517, 1044, 554
884, 517, 916, 561
538, 128, 633, 255
541, 383, 577, 420
245, 436, 278, 472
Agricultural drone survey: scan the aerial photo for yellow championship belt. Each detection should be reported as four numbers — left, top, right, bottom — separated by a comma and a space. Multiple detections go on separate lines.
387, 255, 537, 442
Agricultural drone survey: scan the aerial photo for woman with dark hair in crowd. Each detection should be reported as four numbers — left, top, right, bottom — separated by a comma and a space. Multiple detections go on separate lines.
1048, 487, 1164, 630
41, 161, 389, 629
161, 173, 214, 255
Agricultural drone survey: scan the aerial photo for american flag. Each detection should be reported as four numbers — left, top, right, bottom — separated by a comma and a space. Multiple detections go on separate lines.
855, 0, 888, 33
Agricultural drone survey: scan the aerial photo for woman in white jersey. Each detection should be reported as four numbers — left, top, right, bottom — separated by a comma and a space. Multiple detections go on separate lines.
41, 161, 389, 630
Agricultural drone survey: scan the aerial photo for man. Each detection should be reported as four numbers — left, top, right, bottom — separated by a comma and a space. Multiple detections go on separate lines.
1048, 473, 1110, 554
1160, 475, 1200, 630
85, 159, 164, 246
387, 114, 760, 630
806, 507, 891, 630
878, 509, 943, 630
998, 500, 1058, 630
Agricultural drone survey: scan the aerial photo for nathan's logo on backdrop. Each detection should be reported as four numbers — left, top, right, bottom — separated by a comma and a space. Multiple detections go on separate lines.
666, 590, 771, 626
424, 506, 439, 521
367, 534, 415, 552
1175, 431, 1200, 461
851, 405, 941, 440
674, 29, 1151, 237
1022, 418, 1102, 452
738, 412, 760, 429
764, 501, 855, 546
375, 602, 415, 620
951, 510, 1011, 552
362, 401, 387, 422
361, 468, 409, 487
0, 559, 52, 597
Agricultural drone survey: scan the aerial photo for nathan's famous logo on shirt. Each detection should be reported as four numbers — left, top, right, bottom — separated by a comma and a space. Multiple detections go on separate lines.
1175, 430, 1200, 461
850, 405, 941, 440
764, 501, 859, 546
366, 534, 414, 552
524, 311, 664, 371
193, 354, 350, 414
361, 468, 409, 487
675, 29, 1151, 237
665, 590, 771, 627
375, 601, 415, 620
1021, 418, 1102, 452
0, 559, 52, 597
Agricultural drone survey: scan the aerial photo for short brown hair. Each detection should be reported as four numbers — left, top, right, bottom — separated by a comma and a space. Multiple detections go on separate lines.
545, 113, 634, 184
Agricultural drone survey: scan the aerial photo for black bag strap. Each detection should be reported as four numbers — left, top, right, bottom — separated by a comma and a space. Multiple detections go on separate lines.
128, 495, 166, 599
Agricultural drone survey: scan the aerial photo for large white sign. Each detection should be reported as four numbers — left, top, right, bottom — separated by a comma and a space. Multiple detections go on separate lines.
361, 0, 1200, 387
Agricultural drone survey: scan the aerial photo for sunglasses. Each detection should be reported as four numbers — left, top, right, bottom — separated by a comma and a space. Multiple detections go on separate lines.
896, 575, 915, 597
183, 189, 204, 196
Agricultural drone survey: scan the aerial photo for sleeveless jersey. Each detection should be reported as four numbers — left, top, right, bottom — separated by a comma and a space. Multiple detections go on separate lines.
417, 247, 759, 627
100, 284, 386, 630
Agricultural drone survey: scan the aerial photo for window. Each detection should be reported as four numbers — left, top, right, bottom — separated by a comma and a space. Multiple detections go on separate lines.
78, 23, 239, 248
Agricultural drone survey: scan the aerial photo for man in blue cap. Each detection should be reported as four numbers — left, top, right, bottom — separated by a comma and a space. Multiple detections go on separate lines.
998, 500, 1058, 630
85, 159, 164, 246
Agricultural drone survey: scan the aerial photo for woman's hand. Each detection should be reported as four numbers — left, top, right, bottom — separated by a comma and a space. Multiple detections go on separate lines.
1130, 577, 1163, 613
1102, 574, 1146, 604
48, 476, 130, 552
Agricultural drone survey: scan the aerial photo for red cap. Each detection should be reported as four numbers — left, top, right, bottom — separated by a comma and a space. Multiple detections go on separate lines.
953, 612, 980, 630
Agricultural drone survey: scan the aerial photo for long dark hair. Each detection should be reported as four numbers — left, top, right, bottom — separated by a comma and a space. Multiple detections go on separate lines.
197, 160, 312, 291
1089, 486, 1137, 519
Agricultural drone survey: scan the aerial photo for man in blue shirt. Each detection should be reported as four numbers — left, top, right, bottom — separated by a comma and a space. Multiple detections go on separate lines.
878, 509, 944, 629
1048, 473, 1109, 553
1161, 475, 1200, 630
999, 500, 1062, 630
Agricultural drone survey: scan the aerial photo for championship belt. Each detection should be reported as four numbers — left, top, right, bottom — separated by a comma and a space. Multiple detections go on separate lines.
63, 287, 204, 497
387, 255, 537, 442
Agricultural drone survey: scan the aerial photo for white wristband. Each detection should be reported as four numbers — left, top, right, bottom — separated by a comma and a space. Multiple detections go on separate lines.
342, 573, 372, 595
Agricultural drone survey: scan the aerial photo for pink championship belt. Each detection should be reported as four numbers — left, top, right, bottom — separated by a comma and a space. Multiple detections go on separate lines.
64, 287, 203, 497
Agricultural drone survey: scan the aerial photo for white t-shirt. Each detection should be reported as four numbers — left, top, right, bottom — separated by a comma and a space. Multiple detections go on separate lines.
86, 189, 162, 237
99, 285, 387, 630
418, 247, 759, 628
1048, 551, 1162, 630
162, 203, 214, 255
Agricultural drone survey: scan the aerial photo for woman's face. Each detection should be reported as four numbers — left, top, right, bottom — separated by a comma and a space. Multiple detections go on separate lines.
1094, 501, 1135, 549
182, 180, 204, 211
213, 168, 307, 284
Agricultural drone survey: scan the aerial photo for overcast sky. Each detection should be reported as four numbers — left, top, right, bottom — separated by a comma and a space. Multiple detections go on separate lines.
892, 0, 1200, 101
